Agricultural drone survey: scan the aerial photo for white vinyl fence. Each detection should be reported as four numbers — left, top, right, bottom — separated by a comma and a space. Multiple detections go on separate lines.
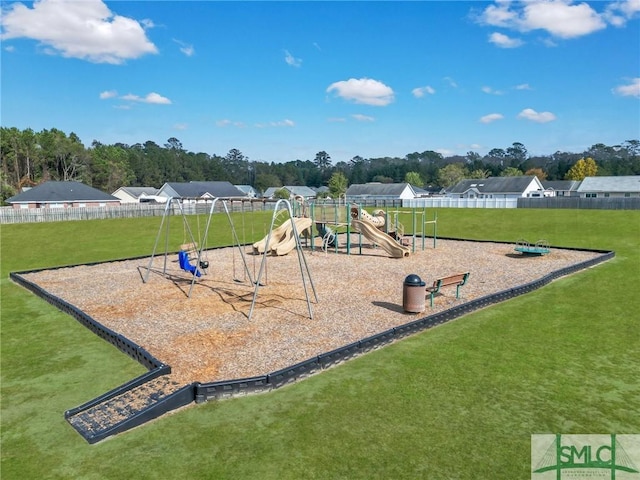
403, 197, 518, 209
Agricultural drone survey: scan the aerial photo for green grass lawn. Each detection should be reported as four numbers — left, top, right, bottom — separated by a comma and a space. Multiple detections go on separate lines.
1, 208, 639, 479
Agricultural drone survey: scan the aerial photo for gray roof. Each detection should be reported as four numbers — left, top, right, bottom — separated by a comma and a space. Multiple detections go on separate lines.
448, 176, 539, 194
114, 186, 159, 197
7, 181, 119, 203
263, 186, 317, 198
286, 186, 317, 197
346, 183, 412, 196
234, 185, 258, 194
162, 181, 244, 198
576, 176, 640, 193
542, 180, 581, 191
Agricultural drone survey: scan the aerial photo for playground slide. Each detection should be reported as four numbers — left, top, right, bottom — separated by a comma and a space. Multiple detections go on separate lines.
273, 217, 312, 256
253, 221, 291, 254
351, 218, 410, 258
350, 205, 385, 227
253, 218, 312, 255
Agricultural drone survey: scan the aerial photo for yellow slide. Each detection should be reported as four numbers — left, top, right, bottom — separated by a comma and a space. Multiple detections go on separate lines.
351, 218, 410, 258
253, 217, 312, 256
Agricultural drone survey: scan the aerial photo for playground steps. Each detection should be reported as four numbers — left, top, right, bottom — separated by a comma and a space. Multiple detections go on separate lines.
65, 376, 194, 444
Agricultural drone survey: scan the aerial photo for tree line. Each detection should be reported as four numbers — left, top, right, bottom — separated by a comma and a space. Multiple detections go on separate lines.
1, 126, 639, 203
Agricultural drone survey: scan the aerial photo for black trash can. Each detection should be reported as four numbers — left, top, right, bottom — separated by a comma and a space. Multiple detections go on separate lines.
403, 274, 426, 313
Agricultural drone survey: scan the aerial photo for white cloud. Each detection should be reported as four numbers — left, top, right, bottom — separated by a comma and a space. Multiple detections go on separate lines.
514, 83, 533, 90
480, 113, 504, 124
605, 0, 640, 27
121, 92, 171, 104
480, 2, 519, 28
275, 119, 295, 127
327, 117, 347, 123
488, 32, 524, 48
436, 148, 455, 157
99, 90, 118, 99
443, 77, 458, 88
517, 108, 557, 123
481, 86, 505, 95
326, 78, 394, 106
284, 49, 302, 67
0, 0, 157, 64
613, 77, 640, 97
522, 1, 606, 38
412, 85, 436, 98
255, 119, 296, 128
351, 114, 375, 122
216, 119, 246, 128
173, 39, 194, 57
173, 123, 188, 131
478, 0, 608, 40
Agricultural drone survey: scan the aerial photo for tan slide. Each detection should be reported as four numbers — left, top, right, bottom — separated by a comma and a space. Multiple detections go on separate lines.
351, 218, 410, 258
273, 217, 312, 256
253, 217, 312, 256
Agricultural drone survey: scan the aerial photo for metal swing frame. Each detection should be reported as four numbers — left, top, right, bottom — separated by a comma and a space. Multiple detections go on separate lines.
142, 197, 254, 297
248, 199, 318, 321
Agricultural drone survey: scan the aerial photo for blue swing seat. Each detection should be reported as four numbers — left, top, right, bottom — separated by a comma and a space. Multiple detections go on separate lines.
178, 250, 202, 277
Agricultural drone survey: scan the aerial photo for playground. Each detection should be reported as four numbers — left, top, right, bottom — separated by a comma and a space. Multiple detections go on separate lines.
3, 207, 636, 477
20, 230, 605, 386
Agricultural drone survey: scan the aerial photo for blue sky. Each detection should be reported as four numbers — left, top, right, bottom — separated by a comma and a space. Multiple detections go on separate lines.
1, 0, 639, 164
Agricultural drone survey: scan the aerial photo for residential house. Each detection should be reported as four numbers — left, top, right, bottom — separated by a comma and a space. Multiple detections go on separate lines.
446, 176, 544, 199
413, 185, 445, 198
345, 182, 417, 202
156, 181, 245, 201
6, 181, 120, 209
541, 180, 581, 197
234, 185, 260, 198
576, 175, 640, 198
313, 186, 330, 197
262, 186, 317, 200
111, 186, 161, 203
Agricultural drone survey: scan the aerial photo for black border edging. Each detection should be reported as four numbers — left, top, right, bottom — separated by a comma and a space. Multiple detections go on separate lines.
10, 271, 165, 371
194, 376, 270, 402
10, 241, 615, 439
64, 365, 172, 418
195, 247, 615, 403
81, 383, 196, 445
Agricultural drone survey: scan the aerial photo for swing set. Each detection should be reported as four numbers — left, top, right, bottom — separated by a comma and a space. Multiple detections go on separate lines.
142, 197, 253, 297
248, 199, 318, 321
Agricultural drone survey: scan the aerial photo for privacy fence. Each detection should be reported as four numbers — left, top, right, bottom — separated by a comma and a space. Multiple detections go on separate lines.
0, 199, 405, 224
516, 197, 640, 210
2, 196, 638, 224
0, 200, 275, 224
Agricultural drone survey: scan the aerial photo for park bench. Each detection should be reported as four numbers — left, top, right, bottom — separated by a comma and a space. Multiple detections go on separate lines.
426, 272, 470, 307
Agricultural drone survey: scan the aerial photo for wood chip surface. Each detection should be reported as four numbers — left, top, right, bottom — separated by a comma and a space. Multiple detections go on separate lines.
21, 238, 605, 385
